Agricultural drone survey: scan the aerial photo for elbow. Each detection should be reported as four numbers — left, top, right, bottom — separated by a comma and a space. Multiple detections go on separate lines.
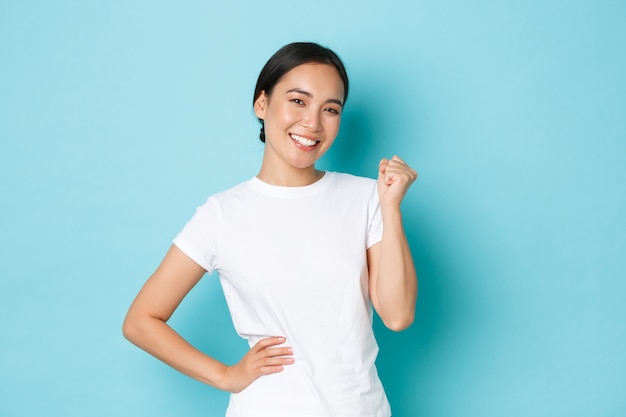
378, 291, 417, 332
382, 313, 414, 332
122, 309, 167, 346
122, 313, 143, 344
122, 315, 136, 342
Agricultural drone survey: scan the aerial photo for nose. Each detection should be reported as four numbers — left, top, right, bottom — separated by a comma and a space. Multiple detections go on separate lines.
302, 109, 322, 132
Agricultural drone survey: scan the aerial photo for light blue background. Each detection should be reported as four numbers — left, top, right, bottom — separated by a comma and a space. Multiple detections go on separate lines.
1, 1, 624, 416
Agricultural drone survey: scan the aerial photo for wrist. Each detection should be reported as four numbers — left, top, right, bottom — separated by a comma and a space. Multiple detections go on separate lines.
379, 200, 402, 215
196, 360, 230, 391
214, 363, 232, 391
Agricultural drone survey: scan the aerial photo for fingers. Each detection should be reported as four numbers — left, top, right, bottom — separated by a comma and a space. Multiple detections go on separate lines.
251, 337, 294, 373
257, 346, 294, 364
251, 336, 287, 351
379, 158, 389, 174
257, 350, 295, 374
380, 155, 418, 183
220, 336, 294, 392
222, 336, 295, 392
377, 155, 418, 205
264, 346, 293, 357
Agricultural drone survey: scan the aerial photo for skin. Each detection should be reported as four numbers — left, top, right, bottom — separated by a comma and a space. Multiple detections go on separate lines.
122, 62, 418, 394
254, 63, 344, 186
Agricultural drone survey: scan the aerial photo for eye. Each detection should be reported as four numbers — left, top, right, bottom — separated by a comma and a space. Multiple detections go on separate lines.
325, 107, 341, 115
290, 98, 305, 105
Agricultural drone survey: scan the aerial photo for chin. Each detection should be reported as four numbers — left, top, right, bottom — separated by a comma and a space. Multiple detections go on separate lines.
291, 161, 317, 170
287, 154, 319, 169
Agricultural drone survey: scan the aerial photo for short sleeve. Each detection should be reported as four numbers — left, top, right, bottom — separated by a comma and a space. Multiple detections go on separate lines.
172, 197, 220, 274
366, 182, 383, 249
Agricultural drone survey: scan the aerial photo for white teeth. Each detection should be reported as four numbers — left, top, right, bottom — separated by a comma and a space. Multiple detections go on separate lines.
290, 134, 317, 146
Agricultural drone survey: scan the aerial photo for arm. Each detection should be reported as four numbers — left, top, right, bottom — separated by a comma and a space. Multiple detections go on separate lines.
122, 244, 293, 393
367, 156, 418, 331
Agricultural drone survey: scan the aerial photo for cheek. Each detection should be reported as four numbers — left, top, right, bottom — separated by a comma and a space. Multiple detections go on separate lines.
327, 117, 342, 135
274, 105, 299, 126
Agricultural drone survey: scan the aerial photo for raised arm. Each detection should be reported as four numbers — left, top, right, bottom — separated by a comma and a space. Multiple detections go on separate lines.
122, 244, 293, 393
367, 156, 418, 331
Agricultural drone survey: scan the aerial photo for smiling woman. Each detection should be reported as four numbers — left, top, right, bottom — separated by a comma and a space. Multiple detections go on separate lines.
255, 63, 344, 184
122, 42, 418, 417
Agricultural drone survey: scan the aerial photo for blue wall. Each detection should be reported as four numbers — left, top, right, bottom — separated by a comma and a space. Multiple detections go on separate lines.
1, 1, 624, 416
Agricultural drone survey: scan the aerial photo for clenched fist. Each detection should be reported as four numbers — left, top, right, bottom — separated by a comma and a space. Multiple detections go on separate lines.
377, 156, 418, 207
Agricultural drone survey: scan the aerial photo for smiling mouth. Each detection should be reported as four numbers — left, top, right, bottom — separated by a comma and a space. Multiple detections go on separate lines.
290, 133, 319, 147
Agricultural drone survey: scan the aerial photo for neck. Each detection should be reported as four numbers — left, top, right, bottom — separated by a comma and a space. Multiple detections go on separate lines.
257, 165, 325, 187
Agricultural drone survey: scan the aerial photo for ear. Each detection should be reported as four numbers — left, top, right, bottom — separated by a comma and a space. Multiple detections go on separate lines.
254, 91, 268, 119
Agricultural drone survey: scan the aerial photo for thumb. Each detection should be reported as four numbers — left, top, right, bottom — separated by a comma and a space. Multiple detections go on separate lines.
378, 158, 389, 175
378, 158, 394, 187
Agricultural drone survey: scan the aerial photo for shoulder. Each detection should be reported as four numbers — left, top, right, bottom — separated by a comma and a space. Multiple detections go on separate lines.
328, 171, 376, 187
327, 172, 377, 193
200, 178, 256, 204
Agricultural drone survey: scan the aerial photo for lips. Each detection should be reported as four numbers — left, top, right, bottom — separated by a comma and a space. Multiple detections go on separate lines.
290, 133, 318, 147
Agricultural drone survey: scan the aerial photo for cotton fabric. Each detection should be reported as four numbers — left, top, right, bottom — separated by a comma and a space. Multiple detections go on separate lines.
173, 172, 390, 417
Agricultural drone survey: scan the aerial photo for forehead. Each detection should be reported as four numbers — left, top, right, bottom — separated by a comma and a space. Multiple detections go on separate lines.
277, 63, 345, 99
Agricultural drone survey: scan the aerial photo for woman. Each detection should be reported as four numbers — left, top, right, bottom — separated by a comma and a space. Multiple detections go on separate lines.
123, 42, 418, 417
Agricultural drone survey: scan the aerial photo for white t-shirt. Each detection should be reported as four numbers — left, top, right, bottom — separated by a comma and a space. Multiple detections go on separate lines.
173, 172, 391, 417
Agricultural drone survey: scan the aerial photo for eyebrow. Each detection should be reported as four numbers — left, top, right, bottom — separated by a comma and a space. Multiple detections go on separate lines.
286, 88, 344, 107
